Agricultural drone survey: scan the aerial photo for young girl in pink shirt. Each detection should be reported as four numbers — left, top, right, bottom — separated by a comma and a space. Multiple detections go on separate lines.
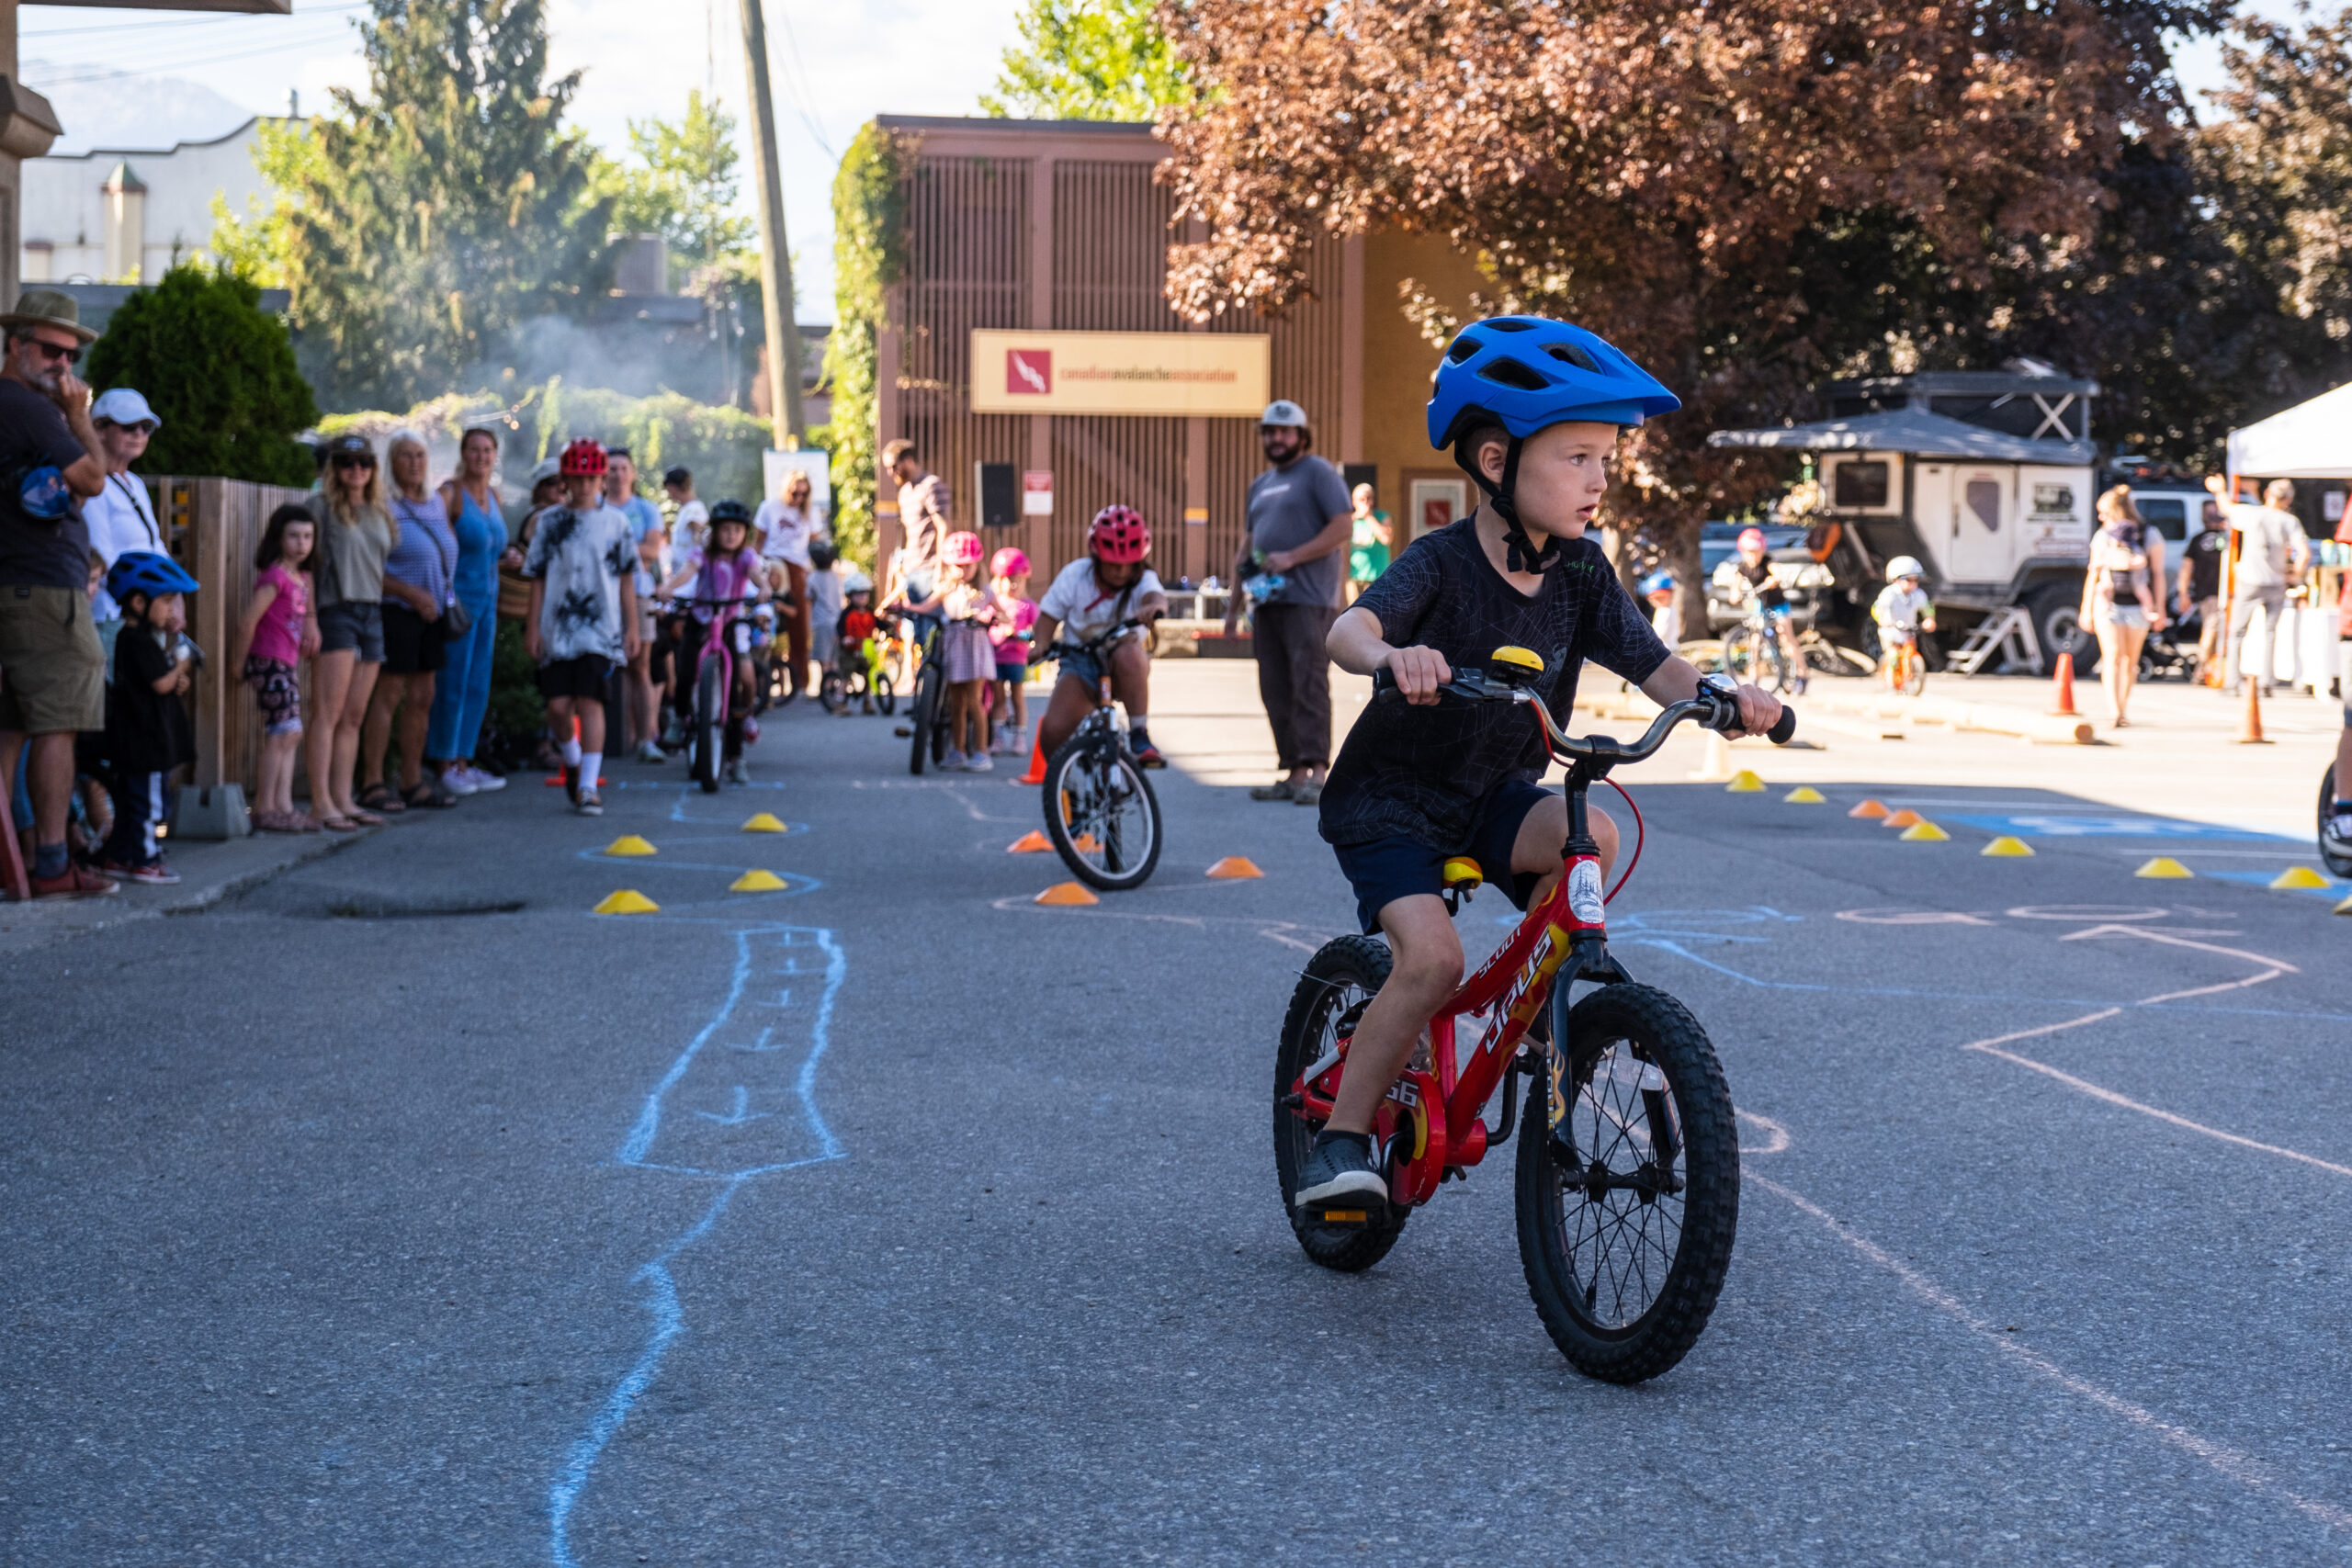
236, 503, 322, 831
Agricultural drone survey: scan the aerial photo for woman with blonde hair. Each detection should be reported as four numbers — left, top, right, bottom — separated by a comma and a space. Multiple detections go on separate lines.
308, 434, 396, 828
2078, 483, 2167, 728
359, 430, 457, 812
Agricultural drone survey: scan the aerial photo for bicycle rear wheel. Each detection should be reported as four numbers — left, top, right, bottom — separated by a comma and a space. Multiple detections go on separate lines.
1043, 732, 1161, 891
1898, 646, 1926, 697
692, 657, 724, 794
1516, 982, 1738, 1383
2321, 765, 2352, 879
1274, 935, 1409, 1272
907, 660, 941, 775
819, 670, 845, 714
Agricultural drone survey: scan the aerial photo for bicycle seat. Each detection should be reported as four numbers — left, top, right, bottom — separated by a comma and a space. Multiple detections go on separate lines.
1442, 856, 1484, 891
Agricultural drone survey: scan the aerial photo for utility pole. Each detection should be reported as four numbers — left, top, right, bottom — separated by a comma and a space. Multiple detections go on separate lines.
739, 0, 805, 446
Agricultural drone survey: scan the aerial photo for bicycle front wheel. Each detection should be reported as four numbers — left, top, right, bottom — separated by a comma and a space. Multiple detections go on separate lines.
2321, 765, 2352, 879
1043, 733, 1161, 891
1516, 982, 1738, 1384
907, 661, 941, 775
819, 670, 845, 714
692, 657, 724, 795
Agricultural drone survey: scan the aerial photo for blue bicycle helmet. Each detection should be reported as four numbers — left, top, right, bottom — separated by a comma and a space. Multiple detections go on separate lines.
106, 549, 198, 605
1426, 316, 1680, 571
1639, 570, 1677, 597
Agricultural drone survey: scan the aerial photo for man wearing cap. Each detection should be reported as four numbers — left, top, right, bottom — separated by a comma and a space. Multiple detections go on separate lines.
83, 387, 164, 671
1224, 399, 1353, 806
0, 289, 114, 897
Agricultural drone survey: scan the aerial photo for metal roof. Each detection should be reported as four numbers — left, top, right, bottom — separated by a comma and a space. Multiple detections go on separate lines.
1706, 408, 2097, 466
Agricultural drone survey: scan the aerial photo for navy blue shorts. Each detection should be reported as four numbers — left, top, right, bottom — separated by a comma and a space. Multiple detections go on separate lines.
1330, 777, 1555, 934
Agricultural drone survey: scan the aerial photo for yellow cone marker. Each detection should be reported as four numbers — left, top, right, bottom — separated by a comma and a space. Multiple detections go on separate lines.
1725, 770, 1766, 794
1981, 836, 2035, 858
1899, 820, 1950, 841
1883, 808, 1922, 829
1007, 830, 1052, 853
594, 889, 660, 915
1783, 786, 1826, 804
1035, 881, 1100, 907
741, 812, 786, 833
730, 869, 789, 892
1206, 856, 1264, 879
2134, 857, 2194, 879
1849, 799, 1890, 819
2270, 865, 2333, 890
603, 835, 657, 857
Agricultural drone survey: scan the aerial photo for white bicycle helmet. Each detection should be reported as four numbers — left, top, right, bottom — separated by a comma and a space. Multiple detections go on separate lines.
1885, 555, 1924, 581
843, 570, 873, 593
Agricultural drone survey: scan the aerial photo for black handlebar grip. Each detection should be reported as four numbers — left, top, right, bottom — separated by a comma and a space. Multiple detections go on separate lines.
1767, 705, 1797, 746
1371, 668, 1397, 697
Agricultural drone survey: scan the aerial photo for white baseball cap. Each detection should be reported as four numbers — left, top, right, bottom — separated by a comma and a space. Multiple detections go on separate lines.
91, 387, 160, 430
1261, 400, 1309, 429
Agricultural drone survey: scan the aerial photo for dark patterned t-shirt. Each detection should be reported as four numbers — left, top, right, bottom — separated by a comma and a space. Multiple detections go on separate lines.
521, 502, 634, 662
1318, 521, 1671, 850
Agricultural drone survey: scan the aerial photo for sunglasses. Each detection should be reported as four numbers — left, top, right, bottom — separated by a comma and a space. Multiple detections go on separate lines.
23, 338, 80, 367
332, 454, 377, 470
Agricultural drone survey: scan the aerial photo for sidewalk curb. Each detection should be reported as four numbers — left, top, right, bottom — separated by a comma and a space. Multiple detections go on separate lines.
0, 823, 379, 955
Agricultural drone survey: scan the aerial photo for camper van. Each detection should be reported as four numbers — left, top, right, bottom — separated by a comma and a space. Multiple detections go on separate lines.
1710, 368, 2099, 672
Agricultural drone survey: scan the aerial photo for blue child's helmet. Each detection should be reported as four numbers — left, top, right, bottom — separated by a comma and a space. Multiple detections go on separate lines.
106, 549, 198, 605
1639, 570, 1678, 597
1426, 316, 1681, 572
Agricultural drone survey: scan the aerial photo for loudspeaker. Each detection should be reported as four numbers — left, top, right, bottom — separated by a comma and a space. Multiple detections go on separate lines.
976, 462, 1018, 530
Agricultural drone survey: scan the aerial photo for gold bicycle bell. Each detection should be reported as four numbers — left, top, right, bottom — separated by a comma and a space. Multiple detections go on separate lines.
1487, 645, 1544, 686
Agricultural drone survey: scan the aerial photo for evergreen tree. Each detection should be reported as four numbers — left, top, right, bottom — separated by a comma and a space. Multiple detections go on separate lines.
980, 0, 1193, 120
272, 0, 612, 410
85, 265, 320, 487
594, 91, 754, 274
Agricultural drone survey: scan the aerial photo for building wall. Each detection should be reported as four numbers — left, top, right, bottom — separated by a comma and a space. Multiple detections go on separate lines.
1360, 228, 1486, 543
22, 115, 288, 284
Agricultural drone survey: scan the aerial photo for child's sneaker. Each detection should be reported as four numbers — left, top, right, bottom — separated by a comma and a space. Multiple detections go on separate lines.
966, 750, 993, 773
1295, 1132, 1385, 1208
562, 761, 581, 804
723, 758, 748, 785
574, 787, 603, 817
942, 749, 968, 772
103, 858, 179, 886
990, 721, 1012, 754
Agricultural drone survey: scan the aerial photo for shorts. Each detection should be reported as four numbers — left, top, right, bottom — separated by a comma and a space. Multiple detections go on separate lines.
2094, 604, 2149, 632
1330, 776, 1555, 934
317, 600, 385, 662
996, 660, 1027, 684
0, 583, 105, 734
1878, 626, 1917, 649
243, 654, 303, 735
380, 601, 447, 675
537, 652, 614, 701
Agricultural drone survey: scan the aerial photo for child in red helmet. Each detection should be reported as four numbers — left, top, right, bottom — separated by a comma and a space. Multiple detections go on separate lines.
521, 439, 640, 816
1031, 505, 1169, 768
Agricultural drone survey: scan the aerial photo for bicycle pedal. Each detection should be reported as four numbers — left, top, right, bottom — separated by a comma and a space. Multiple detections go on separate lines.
1313, 1208, 1371, 1226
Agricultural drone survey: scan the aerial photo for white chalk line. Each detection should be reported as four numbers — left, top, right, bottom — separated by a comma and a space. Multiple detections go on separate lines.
1748, 1171, 2352, 1535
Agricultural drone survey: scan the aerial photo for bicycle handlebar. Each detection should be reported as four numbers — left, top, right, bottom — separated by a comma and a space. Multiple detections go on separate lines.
1369, 664, 1796, 760
1035, 616, 1150, 664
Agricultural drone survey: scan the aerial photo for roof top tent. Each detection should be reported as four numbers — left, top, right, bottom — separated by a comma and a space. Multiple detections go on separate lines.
1708, 367, 2104, 671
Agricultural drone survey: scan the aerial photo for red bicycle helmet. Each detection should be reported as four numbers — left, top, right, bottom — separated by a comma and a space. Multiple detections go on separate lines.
1089, 504, 1150, 563
990, 546, 1030, 579
942, 530, 985, 566
1736, 525, 1767, 551
560, 438, 607, 478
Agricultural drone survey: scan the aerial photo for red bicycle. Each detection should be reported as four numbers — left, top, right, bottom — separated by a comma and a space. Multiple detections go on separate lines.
1274, 648, 1794, 1383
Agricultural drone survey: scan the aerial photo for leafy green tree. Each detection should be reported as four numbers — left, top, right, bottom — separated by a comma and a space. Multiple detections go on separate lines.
592, 90, 754, 273
980, 0, 1193, 120
85, 265, 320, 486
263, 0, 613, 411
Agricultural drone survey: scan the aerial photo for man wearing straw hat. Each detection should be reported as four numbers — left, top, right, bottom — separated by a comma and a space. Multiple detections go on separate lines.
0, 289, 112, 897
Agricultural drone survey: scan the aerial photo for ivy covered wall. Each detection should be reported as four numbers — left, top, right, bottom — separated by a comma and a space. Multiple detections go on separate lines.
821, 122, 912, 572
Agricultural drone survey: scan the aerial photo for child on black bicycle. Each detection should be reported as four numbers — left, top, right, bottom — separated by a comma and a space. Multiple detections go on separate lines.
656, 498, 768, 785
1029, 505, 1170, 768
1298, 315, 1784, 1210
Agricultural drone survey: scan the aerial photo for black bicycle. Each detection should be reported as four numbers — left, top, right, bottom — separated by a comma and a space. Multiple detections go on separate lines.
1275, 650, 1794, 1382
902, 617, 951, 776
2321, 764, 2352, 880
1035, 618, 1162, 891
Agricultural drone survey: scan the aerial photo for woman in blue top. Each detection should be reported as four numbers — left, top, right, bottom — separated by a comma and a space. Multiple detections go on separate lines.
361, 431, 458, 811
429, 426, 516, 794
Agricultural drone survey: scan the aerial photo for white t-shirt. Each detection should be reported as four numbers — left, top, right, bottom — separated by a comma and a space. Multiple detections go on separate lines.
1038, 557, 1163, 643
805, 560, 844, 645
1648, 602, 1681, 649
756, 500, 813, 569
2228, 503, 2307, 589
85, 472, 164, 620
668, 498, 709, 574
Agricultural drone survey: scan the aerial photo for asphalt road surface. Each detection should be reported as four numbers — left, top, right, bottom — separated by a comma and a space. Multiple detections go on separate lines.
6, 695, 2349, 1566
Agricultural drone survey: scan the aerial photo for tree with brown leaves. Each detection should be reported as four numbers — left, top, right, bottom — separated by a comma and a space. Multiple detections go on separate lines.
1155, 0, 2224, 592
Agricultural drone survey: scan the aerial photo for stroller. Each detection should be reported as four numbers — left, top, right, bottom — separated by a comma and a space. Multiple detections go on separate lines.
2136, 606, 2201, 682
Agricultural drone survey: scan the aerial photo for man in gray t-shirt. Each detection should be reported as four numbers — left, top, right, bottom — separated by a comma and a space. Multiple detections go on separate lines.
1225, 400, 1353, 804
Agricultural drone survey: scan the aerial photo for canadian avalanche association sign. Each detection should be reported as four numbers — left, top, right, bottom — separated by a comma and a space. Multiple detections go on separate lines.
1007, 348, 1052, 396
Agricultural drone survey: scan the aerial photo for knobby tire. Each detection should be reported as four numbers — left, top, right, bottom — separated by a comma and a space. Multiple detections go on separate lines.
1042, 731, 1161, 891
692, 657, 724, 795
1273, 936, 1409, 1272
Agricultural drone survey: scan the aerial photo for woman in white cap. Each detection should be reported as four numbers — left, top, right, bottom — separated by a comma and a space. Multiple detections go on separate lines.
81, 387, 164, 671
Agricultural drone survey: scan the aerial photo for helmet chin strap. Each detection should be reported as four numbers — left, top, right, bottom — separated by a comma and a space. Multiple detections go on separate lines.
1461, 434, 1563, 574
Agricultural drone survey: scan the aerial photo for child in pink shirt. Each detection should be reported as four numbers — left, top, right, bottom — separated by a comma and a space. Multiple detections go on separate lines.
235, 504, 322, 831
988, 547, 1037, 756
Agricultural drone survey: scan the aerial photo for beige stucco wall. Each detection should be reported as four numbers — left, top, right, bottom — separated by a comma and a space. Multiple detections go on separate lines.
1358, 227, 1485, 528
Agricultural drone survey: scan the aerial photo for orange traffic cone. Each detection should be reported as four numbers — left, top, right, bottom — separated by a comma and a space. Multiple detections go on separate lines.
1016, 735, 1047, 785
2235, 678, 2272, 745
2046, 643, 2077, 716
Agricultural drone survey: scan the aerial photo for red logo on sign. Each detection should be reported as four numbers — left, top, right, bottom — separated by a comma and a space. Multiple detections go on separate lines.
1007, 349, 1052, 396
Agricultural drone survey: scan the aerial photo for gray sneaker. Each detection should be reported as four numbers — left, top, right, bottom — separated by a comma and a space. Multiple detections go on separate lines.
1295, 1134, 1386, 1210
574, 788, 604, 817
1249, 779, 1295, 802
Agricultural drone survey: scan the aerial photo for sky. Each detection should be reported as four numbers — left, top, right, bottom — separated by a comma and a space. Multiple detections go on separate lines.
20, 0, 1030, 323
11, 0, 2316, 327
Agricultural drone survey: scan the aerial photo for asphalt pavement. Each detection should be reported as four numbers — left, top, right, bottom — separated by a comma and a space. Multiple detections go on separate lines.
6, 676, 2350, 1566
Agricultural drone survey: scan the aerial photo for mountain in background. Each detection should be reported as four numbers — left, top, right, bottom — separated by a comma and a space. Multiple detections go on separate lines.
23, 61, 266, 154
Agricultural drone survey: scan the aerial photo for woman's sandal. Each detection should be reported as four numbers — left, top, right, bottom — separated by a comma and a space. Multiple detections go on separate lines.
319, 813, 361, 832
403, 782, 456, 809
347, 807, 387, 827
356, 783, 405, 814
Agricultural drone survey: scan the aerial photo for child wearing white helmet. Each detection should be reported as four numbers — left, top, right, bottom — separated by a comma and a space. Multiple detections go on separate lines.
1871, 556, 1936, 661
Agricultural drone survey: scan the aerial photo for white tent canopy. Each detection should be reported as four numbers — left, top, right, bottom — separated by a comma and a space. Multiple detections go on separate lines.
2226, 381, 2352, 479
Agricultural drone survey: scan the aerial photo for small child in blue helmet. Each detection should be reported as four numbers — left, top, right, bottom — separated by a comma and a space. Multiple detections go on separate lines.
97, 549, 198, 884
1298, 317, 1784, 1210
